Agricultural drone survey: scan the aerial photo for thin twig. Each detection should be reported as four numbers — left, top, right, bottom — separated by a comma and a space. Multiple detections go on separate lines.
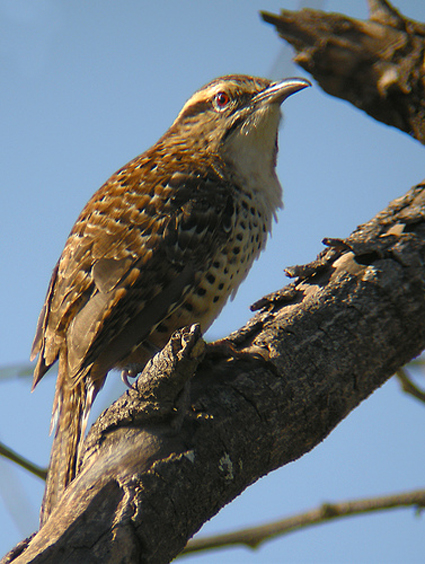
396, 368, 425, 404
182, 489, 425, 555
0, 442, 47, 480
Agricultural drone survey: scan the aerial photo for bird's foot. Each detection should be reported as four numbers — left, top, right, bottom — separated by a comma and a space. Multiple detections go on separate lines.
121, 369, 138, 388
205, 337, 270, 365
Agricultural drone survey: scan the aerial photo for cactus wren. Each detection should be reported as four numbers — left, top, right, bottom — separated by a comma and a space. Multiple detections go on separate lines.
31, 74, 310, 523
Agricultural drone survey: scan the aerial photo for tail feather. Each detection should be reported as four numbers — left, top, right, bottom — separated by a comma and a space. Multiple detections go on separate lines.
40, 377, 91, 526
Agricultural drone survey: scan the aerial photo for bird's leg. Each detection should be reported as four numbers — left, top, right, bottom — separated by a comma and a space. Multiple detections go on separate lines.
121, 340, 162, 388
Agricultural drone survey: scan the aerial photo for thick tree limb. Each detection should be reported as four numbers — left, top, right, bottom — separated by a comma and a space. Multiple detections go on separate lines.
4, 182, 425, 563
261, 0, 425, 144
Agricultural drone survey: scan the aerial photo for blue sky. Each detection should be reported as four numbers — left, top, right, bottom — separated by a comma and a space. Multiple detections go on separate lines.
1, 1, 424, 561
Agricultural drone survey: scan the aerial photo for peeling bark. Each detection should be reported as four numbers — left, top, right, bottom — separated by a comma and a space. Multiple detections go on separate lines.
4, 183, 425, 563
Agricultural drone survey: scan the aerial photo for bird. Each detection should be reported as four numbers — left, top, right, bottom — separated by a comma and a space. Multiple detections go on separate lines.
31, 74, 310, 525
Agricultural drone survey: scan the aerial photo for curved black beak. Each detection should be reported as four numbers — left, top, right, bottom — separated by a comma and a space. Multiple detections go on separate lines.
253, 77, 311, 106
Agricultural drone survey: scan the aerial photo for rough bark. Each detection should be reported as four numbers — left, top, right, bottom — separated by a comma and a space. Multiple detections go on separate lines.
4, 183, 425, 564
261, 0, 425, 144
4, 1, 425, 563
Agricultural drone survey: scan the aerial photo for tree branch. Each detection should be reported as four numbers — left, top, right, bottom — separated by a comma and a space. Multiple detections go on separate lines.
261, 0, 425, 144
0, 443, 46, 481
4, 181, 425, 564
396, 367, 425, 403
183, 487, 425, 554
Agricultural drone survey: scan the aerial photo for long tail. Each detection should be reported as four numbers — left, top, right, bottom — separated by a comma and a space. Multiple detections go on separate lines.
40, 376, 94, 526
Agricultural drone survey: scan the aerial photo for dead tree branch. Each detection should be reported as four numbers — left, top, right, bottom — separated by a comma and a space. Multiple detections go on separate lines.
261, 0, 425, 144
4, 182, 425, 563
183, 487, 425, 554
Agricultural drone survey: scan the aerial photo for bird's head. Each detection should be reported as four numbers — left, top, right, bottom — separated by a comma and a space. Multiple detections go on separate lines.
164, 74, 310, 174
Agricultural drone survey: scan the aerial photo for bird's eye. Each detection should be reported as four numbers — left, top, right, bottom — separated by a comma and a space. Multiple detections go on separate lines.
213, 91, 231, 111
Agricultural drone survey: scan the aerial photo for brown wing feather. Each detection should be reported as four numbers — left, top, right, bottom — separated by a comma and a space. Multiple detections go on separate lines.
32, 155, 235, 390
